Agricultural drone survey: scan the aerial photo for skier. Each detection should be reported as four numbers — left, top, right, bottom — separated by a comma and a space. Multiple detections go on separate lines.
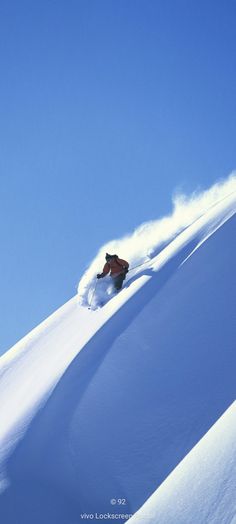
97, 253, 129, 291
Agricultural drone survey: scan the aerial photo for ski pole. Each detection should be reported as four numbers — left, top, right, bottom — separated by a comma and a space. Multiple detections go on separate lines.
128, 259, 150, 272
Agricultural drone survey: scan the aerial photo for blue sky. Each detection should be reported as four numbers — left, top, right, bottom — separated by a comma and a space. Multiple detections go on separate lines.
0, 0, 235, 354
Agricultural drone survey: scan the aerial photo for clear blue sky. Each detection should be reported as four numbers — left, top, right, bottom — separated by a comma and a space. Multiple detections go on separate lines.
0, 0, 235, 354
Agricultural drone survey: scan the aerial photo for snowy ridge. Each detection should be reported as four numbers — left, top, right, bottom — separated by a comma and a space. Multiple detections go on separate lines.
128, 401, 236, 524
78, 174, 236, 308
0, 178, 235, 523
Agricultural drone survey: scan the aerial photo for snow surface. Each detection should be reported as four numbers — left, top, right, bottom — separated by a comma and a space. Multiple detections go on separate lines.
128, 401, 236, 524
0, 178, 235, 523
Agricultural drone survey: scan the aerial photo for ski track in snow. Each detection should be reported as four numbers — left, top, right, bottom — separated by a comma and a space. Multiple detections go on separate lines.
0, 177, 235, 523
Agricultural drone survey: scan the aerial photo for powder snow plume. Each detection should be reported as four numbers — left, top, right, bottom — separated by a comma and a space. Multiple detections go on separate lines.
77, 173, 236, 307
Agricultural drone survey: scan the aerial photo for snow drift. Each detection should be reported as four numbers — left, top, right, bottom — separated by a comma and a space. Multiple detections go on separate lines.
78, 173, 236, 308
0, 176, 235, 524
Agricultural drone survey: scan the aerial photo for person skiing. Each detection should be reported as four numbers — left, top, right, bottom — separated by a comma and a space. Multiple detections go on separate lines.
97, 253, 129, 291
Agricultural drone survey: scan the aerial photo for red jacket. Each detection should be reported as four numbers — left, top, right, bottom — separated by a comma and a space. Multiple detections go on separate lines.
102, 257, 129, 278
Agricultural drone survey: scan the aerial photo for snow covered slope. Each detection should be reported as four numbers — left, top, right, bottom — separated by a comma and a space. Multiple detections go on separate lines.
128, 401, 236, 524
0, 182, 235, 524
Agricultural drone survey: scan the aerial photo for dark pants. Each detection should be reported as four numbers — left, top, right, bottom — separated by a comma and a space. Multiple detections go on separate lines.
112, 273, 126, 291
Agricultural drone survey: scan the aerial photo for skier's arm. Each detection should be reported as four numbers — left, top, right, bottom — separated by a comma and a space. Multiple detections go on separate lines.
97, 262, 110, 279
